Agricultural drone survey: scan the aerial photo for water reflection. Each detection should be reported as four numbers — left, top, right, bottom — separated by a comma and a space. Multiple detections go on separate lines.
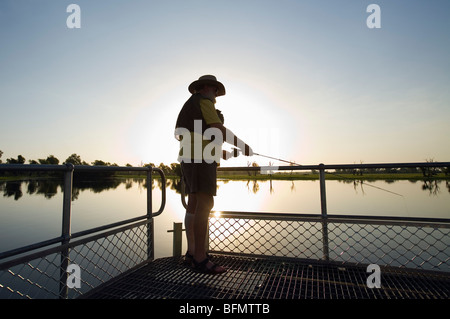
241, 179, 295, 195
336, 179, 449, 197
1, 175, 449, 264
0, 176, 449, 201
240, 178, 449, 197
0, 176, 181, 201
421, 180, 443, 196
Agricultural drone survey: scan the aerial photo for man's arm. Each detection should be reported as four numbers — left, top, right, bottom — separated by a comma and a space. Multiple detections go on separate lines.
209, 123, 253, 156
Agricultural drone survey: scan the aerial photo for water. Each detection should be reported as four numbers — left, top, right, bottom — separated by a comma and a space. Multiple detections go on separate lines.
0, 177, 449, 258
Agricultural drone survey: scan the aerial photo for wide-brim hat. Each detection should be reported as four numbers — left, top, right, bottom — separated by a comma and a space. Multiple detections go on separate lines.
188, 75, 226, 96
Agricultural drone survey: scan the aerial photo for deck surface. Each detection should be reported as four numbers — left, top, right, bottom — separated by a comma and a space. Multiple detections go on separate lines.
84, 254, 450, 299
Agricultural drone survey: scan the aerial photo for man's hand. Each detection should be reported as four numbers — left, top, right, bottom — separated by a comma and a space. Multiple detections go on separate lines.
243, 144, 253, 156
209, 123, 254, 157
222, 150, 232, 160
223, 149, 240, 160
223, 147, 252, 160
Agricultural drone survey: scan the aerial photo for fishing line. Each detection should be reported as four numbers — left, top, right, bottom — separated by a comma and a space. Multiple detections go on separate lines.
241, 149, 405, 198
253, 152, 302, 166
328, 172, 404, 197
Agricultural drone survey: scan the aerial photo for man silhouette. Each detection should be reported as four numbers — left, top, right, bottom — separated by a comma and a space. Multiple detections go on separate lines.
175, 75, 253, 274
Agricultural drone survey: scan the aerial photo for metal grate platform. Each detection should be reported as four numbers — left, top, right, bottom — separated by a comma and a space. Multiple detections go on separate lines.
83, 254, 450, 299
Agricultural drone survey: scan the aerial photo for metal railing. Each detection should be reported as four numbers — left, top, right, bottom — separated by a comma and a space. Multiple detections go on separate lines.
2, 161, 449, 298
204, 162, 450, 272
0, 164, 166, 299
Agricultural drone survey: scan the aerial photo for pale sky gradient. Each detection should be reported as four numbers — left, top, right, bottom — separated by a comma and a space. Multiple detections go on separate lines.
1, 0, 449, 167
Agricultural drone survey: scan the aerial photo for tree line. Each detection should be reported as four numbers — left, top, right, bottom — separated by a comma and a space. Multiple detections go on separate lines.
0, 151, 183, 177
0, 151, 259, 177
0, 152, 117, 166
1, 150, 447, 179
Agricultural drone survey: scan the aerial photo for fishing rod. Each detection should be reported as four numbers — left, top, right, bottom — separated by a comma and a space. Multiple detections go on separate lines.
253, 152, 302, 167
231, 148, 301, 166
233, 148, 404, 197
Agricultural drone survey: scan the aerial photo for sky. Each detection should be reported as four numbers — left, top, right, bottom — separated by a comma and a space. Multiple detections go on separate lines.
1, 0, 449, 167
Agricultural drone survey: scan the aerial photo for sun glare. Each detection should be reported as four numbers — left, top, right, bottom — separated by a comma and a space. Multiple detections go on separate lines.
118, 75, 308, 167
217, 79, 305, 166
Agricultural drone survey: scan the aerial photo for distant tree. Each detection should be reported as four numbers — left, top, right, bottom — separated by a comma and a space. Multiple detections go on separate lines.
64, 153, 83, 166
29, 159, 39, 164
47, 155, 59, 165
6, 155, 26, 164
38, 155, 59, 165
0, 149, 3, 163
170, 163, 181, 177
158, 163, 171, 175
443, 166, 450, 176
92, 160, 108, 166
247, 161, 259, 176
421, 158, 438, 178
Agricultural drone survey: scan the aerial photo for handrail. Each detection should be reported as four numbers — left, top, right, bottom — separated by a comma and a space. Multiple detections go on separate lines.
181, 161, 450, 212
205, 161, 450, 268
0, 163, 154, 172
151, 167, 166, 217
215, 211, 450, 228
217, 161, 450, 172
1, 162, 449, 298
0, 164, 166, 260
0, 164, 72, 172
0, 219, 149, 272
2, 162, 449, 258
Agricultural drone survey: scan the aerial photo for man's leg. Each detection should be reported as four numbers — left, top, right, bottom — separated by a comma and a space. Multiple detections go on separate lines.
193, 191, 213, 262
193, 192, 226, 273
185, 193, 197, 256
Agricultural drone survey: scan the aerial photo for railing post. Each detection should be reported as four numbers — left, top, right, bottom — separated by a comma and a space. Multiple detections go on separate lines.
147, 168, 154, 261
319, 164, 327, 218
167, 222, 184, 257
59, 163, 74, 299
319, 164, 329, 261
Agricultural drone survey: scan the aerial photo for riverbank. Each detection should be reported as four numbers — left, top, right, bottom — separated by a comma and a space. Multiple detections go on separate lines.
1, 171, 449, 182
111, 171, 450, 181
217, 172, 450, 181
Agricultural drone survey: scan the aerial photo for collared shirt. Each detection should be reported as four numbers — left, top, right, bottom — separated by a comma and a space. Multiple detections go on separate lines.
175, 94, 223, 163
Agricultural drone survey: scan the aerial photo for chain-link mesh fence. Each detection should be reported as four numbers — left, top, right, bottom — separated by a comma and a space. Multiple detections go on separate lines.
209, 213, 450, 273
0, 220, 151, 299
0, 164, 164, 299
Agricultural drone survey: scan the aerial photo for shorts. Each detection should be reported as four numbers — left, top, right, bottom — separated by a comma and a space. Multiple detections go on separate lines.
181, 161, 218, 196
